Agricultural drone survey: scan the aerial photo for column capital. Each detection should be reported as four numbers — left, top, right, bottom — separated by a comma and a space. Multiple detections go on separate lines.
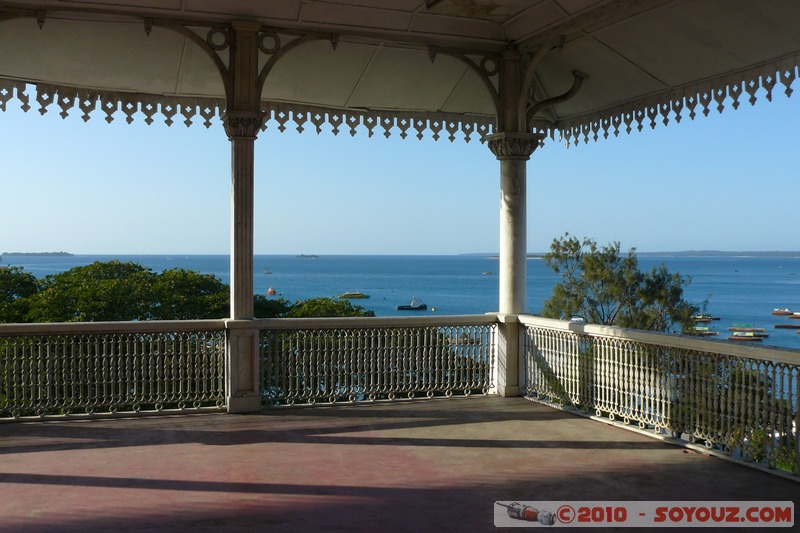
222, 111, 265, 140
486, 132, 544, 160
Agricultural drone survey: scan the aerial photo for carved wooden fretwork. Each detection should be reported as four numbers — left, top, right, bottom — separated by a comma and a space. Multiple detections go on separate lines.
3, 50, 797, 147
532, 55, 800, 147
0, 78, 497, 143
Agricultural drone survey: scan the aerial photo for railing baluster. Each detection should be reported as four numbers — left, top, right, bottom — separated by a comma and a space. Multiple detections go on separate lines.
520, 316, 800, 477
1, 323, 225, 419
258, 317, 496, 406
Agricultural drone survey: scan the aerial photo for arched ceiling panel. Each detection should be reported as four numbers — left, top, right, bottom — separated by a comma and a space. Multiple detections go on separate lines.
345, 47, 479, 112
536, 35, 666, 118
439, 64, 497, 115
262, 40, 376, 109
593, 1, 800, 87
0, 17, 224, 95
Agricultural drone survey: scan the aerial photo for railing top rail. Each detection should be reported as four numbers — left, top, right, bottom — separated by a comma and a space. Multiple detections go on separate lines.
254, 313, 499, 330
0, 319, 227, 336
0, 315, 500, 337
519, 314, 800, 366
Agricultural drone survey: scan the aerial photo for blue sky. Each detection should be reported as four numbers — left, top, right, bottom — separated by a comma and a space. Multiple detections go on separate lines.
1, 89, 798, 255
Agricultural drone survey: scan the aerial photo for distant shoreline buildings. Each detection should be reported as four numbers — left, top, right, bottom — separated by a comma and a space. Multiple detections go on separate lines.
2, 251, 73, 257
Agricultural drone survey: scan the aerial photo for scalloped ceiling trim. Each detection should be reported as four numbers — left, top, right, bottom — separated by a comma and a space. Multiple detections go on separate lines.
2, 50, 798, 148
535, 54, 800, 147
0, 79, 497, 143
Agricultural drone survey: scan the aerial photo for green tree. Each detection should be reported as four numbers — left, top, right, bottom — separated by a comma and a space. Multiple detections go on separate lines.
26, 261, 157, 322
542, 234, 698, 332
254, 295, 291, 318
286, 297, 375, 318
151, 268, 229, 320
0, 266, 40, 323
3, 261, 377, 323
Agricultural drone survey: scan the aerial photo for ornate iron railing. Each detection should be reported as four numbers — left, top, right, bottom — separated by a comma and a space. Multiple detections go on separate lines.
259, 315, 497, 406
521, 316, 800, 477
0, 321, 226, 420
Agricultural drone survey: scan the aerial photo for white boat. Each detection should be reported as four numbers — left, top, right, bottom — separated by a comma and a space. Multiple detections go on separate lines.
397, 296, 427, 311
729, 331, 765, 341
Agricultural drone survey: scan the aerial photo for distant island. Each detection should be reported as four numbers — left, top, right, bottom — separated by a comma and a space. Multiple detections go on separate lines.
2, 251, 74, 256
468, 251, 800, 259
637, 251, 800, 258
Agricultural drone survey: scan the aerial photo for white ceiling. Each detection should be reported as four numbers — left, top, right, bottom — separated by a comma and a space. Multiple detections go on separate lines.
1, 0, 799, 137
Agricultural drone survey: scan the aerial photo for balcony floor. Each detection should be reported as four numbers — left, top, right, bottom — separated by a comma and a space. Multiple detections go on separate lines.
1, 396, 796, 532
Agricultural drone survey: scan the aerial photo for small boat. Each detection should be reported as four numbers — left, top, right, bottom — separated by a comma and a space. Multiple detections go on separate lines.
397, 296, 427, 311
729, 332, 764, 341
728, 323, 765, 332
338, 291, 369, 299
775, 324, 800, 329
691, 313, 720, 322
691, 326, 719, 336
263, 267, 271, 274
482, 271, 492, 275
772, 308, 793, 315
790, 313, 800, 320
267, 287, 276, 295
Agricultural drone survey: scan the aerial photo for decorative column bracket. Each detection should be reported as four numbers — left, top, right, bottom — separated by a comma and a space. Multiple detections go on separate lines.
222, 110, 265, 140
486, 132, 543, 160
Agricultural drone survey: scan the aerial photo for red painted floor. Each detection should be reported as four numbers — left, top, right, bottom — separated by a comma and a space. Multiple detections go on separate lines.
0, 397, 796, 532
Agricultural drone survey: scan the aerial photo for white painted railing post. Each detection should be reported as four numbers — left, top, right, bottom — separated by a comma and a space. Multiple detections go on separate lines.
494, 313, 522, 397
225, 320, 262, 413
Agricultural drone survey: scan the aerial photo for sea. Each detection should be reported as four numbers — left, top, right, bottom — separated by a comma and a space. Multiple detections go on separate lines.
3, 253, 800, 351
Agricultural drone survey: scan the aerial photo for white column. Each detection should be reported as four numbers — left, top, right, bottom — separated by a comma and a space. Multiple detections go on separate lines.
224, 21, 263, 321
222, 21, 264, 413
487, 132, 541, 397
486, 48, 545, 397
487, 133, 541, 315
225, 113, 261, 320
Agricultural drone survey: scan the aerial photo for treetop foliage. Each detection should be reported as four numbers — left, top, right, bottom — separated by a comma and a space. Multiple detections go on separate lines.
0, 265, 40, 323
286, 297, 376, 318
542, 234, 699, 333
0, 261, 373, 323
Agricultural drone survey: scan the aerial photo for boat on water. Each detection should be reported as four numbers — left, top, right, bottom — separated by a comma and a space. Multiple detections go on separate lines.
728, 323, 766, 332
772, 307, 793, 315
789, 313, 800, 320
397, 296, 427, 311
727, 323, 769, 340
729, 332, 765, 342
691, 313, 720, 322
775, 323, 800, 329
267, 287, 276, 295
691, 326, 719, 337
337, 291, 369, 299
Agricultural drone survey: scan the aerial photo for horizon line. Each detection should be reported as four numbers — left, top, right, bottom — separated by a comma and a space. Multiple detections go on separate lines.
4, 251, 800, 257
